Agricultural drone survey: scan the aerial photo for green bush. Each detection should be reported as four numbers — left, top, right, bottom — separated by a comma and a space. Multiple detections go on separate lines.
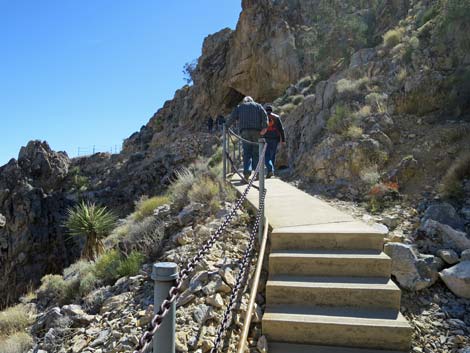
117, 251, 145, 278
344, 126, 363, 139
0, 332, 33, 353
383, 28, 404, 48
291, 95, 305, 105
0, 304, 35, 336
37, 274, 71, 305
93, 250, 121, 283
65, 201, 117, 261
93, 249, 144, 283
168, 168, 196, 208
188, 176, 221, 213
133, 195, 170, 221
327, 105, 351, 134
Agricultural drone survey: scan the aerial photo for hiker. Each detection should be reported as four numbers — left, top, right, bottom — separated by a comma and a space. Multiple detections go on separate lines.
207, 116, 214, 133
215, 114, 225, 132
226, 96, 268, 180
262, 105, 286, 178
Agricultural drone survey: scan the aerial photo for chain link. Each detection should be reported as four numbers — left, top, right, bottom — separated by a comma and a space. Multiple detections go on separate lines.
210, 188, 267, 353
133, 144, 267, 353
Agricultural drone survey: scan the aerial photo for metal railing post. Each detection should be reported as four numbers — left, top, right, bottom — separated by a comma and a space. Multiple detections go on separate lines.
152, 263, 178, 353
222, 125, 227, 180
258, 139, 266, 242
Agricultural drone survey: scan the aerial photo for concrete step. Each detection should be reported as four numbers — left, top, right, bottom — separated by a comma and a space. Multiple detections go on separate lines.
269, 342, 407, 353
269, 250, 391, 277
266, 275, 401, 309
271, 222, 386, 251
263, 305, 412, 351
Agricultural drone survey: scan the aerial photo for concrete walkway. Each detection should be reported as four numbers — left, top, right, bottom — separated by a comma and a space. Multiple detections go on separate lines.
232, 177, 412, 353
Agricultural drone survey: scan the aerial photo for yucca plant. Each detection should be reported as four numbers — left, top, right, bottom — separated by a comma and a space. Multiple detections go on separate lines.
65, 201, 117, 260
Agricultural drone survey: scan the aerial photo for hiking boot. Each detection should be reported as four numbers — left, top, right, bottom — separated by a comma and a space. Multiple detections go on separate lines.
266, 171, 274, 179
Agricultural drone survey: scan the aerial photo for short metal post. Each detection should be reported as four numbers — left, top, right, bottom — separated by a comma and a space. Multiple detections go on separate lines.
258, 139, 266, 242
152, 262, 178, 353
222, 125, 227, 180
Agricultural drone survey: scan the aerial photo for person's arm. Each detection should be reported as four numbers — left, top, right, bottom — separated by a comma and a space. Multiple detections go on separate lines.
225, 107, 238, 128
259, 105, 268, 135
277, 116, 286, 143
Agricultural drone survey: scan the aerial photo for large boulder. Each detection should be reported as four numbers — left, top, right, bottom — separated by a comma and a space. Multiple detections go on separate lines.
422, 202, 466, 231
440, 262, 470, 299
418, 219, 470, 254
384, 243, 444, 291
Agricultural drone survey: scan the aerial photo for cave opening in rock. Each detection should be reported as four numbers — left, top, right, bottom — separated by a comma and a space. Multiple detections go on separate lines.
224, 88, 245, 112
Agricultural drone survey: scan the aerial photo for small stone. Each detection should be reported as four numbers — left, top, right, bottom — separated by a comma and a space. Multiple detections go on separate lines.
220, 267, 236, 287
257, 335, 268, 353
89, 329, 110, 348
461, 249, 470, 262
440, 262, 470, 299
206, 294, 224, 308
193, 304, 212, 324
177, 289, 196, 307
0, 213, 5, 228
437, 249, 460, 265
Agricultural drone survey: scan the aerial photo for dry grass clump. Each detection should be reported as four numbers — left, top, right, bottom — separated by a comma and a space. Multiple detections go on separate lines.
344, 126, 363, 139
0, 332, 34, 353
279, 103, 296, 114
291, 94, 305, 105
0, 304, 35, 336
188, 176, 221, 213
383, 28, 404, 48
439, 152, 470, 199
133, 195, 170, 221
395, 91, 446, 116
168, 168, 196, 208
354, 105, 372, 119
336, 77, 369, 98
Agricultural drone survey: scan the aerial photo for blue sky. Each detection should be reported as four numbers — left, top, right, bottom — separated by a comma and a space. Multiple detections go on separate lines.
0, 0, 241, 165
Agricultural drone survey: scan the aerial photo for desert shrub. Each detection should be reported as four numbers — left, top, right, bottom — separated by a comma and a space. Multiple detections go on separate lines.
279, 103, 296, 114
409, 36, 420, 49
383, 28, 404, 48
168, 168, 196, 208
65, 201, 117, 260
360, 166, 380, 187
439, 152, 470, 199
117, 251, 145, 278
354, 105, 372, 119
365, 92, 387, 110
0, 332, 33, 353
336, 77, 369, 98
37, 274, 71, 305
367, 182, 400, 213
188, 176, 221, 213
208, 147, 223, 168
396, 68, 408, 83
297, 76, 313, 89
291, 95, 305, 105
344, 126, 363, 139
93, 249, 144, 283
93, 250, 121, 284
0, 304, 34, 336
133, 195, 170, 222
327, 105, 351, 134
395, 91, 446, 116
119, 217, 164, 259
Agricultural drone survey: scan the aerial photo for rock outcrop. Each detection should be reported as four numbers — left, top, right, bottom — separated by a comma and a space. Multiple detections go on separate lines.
0, 141, 79, 309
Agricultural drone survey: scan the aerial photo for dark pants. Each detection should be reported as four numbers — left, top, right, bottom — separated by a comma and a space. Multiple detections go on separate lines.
265, 139, 279, 173
241, 130, 260, 175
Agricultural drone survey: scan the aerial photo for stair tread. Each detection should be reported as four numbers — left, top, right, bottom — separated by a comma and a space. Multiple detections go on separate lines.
270, 249, 388, 258
267, 275, 399, 290
269, 342, 406, 353
272, 221, 387, 235
264, 305, 410, 327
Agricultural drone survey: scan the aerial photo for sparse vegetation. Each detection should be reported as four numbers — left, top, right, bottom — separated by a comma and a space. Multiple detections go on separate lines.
188, 176, 221, 212
395, 91, 446, 116
439, 152, 470, 199
0, 304, 35, 336
383, 28, 404, 48
344, 126, 363, 139
65, 201, 117, 261
0, 332, 34, 353
327, 105, 351, 134
93, 249, 144, 284
182, 59, 197, 84
37, 274, 70, 305
279, 102, 296, 114
291, 94, 305, 105
336, 77, 369, 98
133, 195, 170, 222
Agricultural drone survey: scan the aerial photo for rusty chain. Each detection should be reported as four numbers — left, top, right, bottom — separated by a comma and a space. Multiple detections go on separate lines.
133, 144, 267, 353
210, 188, 266, 353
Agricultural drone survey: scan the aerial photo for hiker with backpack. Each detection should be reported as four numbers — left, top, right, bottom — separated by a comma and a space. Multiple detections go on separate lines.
207, 116, 214, 133
226, 96, 268, 180
262, 105, 286, 178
